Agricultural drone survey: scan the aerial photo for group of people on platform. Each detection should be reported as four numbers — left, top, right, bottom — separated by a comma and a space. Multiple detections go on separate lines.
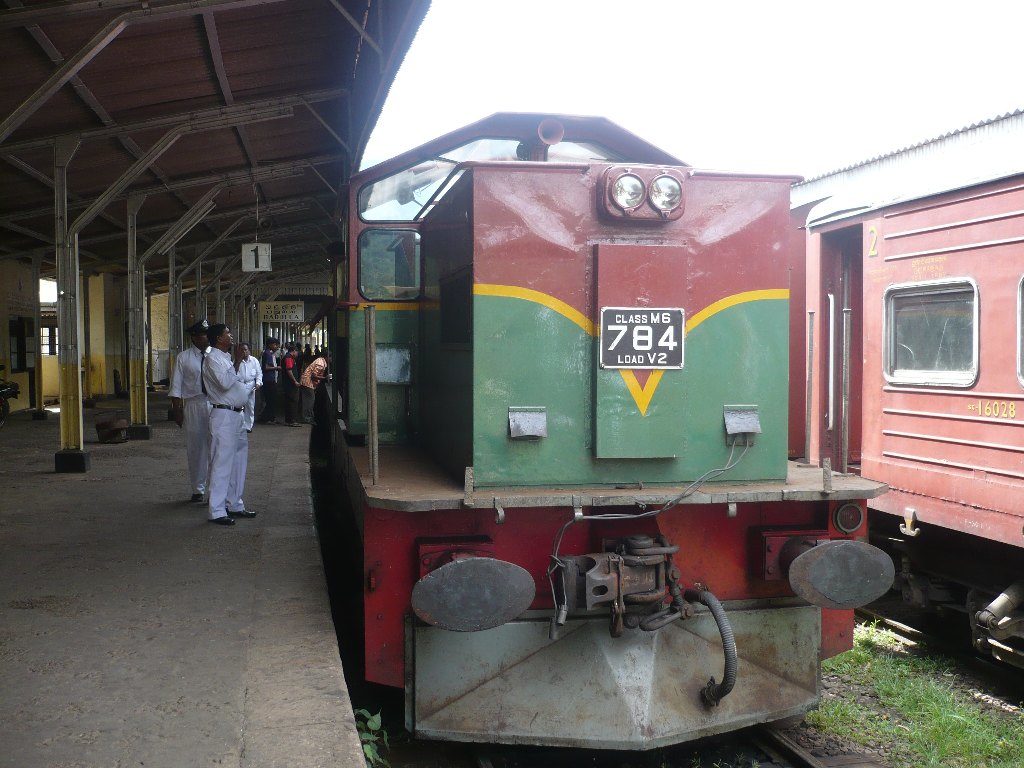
256, 339, 327, 427
168, 319, 328, 527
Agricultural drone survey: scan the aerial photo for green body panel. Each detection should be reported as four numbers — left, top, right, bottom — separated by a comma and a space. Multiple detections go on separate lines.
472, 295, 789, 488
346, 307, 418, 443
594, 366, 686, 459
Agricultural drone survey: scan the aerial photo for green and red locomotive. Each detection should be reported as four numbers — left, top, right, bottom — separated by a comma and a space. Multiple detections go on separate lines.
330, 114, 892, 749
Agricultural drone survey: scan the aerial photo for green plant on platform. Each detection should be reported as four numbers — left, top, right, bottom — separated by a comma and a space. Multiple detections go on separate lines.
354, 709, 390, 767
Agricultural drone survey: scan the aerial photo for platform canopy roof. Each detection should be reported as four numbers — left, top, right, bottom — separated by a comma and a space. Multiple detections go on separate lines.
0, 0, 430, 290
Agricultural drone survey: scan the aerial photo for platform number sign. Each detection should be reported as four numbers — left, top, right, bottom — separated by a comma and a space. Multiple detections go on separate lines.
600, 307, 684, 369
241, 242, 271, 272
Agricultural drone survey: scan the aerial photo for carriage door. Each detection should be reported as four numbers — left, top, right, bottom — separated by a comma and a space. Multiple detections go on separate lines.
819, 225, 863, 473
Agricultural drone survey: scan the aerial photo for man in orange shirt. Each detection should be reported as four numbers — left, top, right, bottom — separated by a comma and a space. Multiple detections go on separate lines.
299, 353, 328, 424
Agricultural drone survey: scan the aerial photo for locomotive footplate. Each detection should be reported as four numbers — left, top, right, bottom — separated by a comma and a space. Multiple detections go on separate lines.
338, 441, 889, 513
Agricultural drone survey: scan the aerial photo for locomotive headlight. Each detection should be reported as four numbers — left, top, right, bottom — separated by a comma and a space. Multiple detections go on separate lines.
611, 173, 645, 210
649, 175, 682, 212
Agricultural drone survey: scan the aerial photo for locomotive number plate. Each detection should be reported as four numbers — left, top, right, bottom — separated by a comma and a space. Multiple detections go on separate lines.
599, 307, 684, 369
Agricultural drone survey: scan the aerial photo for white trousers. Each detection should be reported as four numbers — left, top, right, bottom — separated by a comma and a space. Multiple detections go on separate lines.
228, 427, 249, 513
243, 390, 256, 431
207, 407, 244, 520
183, 396, 211, 494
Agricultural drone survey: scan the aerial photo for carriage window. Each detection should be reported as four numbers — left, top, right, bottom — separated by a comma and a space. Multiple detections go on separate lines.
359, 139, 519, 221
884, 279, 977, 387
358, 229, 420, 301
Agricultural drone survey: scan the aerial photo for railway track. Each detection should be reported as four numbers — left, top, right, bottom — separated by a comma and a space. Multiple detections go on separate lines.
751, 727, 886, 768
459, 727, 885, 768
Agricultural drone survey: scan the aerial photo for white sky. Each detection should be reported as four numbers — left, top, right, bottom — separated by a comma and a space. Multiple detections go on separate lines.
363, 0, 1023, 178
39, 278, 56, 302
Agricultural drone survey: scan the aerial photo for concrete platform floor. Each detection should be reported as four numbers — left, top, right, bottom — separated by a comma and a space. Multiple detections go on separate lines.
0, 396, 363, 768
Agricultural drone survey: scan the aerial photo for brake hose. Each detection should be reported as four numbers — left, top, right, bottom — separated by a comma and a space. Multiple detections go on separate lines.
685, 588, 737, 706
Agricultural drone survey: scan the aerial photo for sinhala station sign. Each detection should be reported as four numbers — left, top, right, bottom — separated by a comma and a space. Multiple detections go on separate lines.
259, 301, 304, 323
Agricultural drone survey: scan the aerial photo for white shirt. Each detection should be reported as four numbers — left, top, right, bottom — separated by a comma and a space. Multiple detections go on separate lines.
202, 347, 253, 409
169, 345, 207, 400
237, 355, 263, 388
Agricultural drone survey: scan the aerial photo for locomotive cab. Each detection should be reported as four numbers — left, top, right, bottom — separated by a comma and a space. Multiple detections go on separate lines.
331, 114, 892, 750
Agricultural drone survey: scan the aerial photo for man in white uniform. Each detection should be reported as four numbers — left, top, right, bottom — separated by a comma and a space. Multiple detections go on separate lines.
202, 323, 257, 526
229, 343, 262, 516
169, 320, 210, 502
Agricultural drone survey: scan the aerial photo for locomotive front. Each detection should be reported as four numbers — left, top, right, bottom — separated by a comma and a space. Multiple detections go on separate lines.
334, 115, 892, 750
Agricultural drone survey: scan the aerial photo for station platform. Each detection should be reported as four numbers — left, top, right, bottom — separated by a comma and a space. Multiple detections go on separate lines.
0, 395, 363, 768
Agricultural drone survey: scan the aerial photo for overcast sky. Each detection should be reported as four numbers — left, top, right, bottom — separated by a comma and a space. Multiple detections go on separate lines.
363, 1, 1022, 178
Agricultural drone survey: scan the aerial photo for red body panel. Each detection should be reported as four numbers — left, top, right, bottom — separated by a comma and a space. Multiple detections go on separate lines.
806, 176, 1024, 548
363, 499, 860, 687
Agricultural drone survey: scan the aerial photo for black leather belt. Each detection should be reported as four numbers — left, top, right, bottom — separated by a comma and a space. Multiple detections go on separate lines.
212, 404, 244, 412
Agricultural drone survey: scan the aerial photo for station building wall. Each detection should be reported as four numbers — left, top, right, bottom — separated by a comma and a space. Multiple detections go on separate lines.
0, 260, 38, 412
149, 292, 170, 383
84, 273, 128, 399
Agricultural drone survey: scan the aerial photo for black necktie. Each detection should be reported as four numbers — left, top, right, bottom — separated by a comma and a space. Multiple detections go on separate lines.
200, 351, 208, 396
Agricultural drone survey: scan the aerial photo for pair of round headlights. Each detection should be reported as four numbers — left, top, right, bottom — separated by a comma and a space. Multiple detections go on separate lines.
612, 173, 683, 213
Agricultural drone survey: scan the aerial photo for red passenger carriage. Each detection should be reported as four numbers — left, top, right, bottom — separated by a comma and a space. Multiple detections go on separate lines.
804, 172, 1024, 669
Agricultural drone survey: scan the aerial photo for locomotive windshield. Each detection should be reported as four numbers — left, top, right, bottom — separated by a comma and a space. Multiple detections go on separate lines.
358, 137, 619, 221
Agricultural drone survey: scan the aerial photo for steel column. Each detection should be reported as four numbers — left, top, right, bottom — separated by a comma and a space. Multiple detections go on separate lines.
196, 253, 242, 307
195, 260, 205, 324
53, 136, 87, 472
126, 193, 150, 438
146, 291, 153, 389
30, 254, 47, 420
167, 246, 181, 367
214, 259, 223, 321
249, 291, 258, 347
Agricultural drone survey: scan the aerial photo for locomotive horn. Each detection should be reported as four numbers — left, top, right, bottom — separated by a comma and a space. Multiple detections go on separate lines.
537, 118, 564, 146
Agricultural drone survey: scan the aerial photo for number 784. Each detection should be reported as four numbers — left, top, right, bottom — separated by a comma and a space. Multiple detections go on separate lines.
606, 324, 679, 352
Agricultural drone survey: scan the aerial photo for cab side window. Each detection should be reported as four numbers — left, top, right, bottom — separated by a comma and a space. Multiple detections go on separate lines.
358, 229, 421, 301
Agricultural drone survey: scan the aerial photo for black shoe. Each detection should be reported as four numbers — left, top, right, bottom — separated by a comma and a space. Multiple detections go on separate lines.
190, 493, 204, 503
208, 516, 235, 526
227, 509, 257, 519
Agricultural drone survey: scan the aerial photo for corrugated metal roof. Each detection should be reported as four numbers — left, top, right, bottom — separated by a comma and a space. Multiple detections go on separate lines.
793, 108, 1024, 228
0, 0, 430, 290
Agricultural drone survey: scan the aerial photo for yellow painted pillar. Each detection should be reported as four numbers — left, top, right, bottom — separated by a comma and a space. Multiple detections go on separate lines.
127, 193, 150, 438
54, 136, 88, 472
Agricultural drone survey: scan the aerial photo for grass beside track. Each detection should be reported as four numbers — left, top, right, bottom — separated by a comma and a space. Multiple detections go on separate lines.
806, 623, 1024, 768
